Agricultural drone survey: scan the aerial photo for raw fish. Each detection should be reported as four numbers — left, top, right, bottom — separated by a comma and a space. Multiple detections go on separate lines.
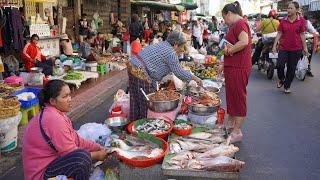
200, 156, 245, 172
188, 132, 212, 139
196, 144, 239, 159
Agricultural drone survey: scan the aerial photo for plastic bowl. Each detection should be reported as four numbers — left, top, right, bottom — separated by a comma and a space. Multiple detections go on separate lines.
127, 119, 173, 139
172, 123, 193, 136
115, 137, 168, 168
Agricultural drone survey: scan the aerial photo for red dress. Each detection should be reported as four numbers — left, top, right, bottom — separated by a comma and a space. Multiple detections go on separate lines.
224, 19, 252, 117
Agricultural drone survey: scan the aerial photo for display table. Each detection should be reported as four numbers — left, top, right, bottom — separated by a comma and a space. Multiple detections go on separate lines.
52, 71, 99, 89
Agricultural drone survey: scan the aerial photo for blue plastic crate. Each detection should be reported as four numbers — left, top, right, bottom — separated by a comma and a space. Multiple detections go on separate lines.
12, 88, 42, 109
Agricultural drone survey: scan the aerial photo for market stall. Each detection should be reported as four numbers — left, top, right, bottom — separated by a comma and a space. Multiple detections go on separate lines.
73, 47, 246, 179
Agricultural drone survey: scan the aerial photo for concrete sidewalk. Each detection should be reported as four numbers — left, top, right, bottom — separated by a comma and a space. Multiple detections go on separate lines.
0, 70, 128, 176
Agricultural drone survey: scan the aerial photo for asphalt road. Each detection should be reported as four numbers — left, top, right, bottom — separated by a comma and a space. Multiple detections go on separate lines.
1, 55, 320, 180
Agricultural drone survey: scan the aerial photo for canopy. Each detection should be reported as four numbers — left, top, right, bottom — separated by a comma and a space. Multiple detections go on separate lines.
131, 1, 186, 12
297, 0, 313, 6
25, 0, 56, 2
177, 2, 198, 10
309, 0, 320, 11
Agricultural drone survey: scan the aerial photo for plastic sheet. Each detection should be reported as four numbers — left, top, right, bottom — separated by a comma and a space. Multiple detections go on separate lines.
0, 112, 22, 133
89, 167, 105, 180
77, 123, 111, 145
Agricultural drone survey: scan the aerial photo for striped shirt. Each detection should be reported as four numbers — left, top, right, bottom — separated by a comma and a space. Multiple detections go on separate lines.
131, 41, 192, 85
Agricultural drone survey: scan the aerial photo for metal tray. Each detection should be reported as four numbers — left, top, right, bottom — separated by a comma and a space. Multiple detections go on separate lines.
161, 127, 240, 179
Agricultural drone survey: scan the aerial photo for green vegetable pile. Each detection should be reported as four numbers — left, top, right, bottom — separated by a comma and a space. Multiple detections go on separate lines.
63, 71, 84, 80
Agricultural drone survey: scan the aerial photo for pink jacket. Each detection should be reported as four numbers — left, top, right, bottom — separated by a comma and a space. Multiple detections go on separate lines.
22, 105, 101, 180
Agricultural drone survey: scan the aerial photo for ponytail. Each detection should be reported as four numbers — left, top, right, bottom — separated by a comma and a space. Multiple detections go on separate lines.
222, 1, 243, 17
38, 80, 67, 109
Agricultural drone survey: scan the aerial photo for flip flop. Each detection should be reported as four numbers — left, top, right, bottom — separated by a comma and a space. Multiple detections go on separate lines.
229, 131, 243, 144
277, 81, 284, 88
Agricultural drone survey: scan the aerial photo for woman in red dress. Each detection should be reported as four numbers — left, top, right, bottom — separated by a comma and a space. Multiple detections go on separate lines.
222, 1, 252, 143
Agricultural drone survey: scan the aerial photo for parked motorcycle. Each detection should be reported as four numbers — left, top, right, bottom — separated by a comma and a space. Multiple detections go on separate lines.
257, 33, 277, 79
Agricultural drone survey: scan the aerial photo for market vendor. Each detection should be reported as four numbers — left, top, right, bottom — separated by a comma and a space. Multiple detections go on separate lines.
80, 34, 100, 61
22, 34, 54, 75
60, 34, 73, 56
94, 32, 105, 53
23, 80, 110, 180
128, 31, 202, 120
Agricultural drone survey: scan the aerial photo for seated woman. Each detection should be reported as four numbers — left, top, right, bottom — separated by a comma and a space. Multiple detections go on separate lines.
60, 34, 74, 56
79, 34, 100, 61
22, 34, 54, 75
93, 32, 105, 53
23, 80, 109, 180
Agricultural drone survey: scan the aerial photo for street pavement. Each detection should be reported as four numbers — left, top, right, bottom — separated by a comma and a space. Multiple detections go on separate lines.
1, 55, 320, 179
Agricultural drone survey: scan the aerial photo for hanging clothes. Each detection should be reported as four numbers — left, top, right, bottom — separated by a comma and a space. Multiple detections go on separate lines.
11, 7, 24, 51
1, 7, 24, 54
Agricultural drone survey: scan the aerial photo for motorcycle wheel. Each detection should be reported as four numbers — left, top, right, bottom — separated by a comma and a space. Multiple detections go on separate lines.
267, 62, 274, 80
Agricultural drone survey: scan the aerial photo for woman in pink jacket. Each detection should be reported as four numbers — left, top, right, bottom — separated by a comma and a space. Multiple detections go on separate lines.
23, 80, 110, 180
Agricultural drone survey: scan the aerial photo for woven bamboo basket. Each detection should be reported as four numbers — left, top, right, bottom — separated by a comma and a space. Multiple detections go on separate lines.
0, 97, 21, 120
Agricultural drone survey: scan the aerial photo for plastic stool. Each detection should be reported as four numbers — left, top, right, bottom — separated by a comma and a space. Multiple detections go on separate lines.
20, 104, 40, 125
97, 64, 107, 75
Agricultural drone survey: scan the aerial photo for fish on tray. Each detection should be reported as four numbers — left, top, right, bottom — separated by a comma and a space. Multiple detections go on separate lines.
199, 156, 245, 172
195, 144, 239, 159
111, 136, 163, 160
136, 119, 170, 134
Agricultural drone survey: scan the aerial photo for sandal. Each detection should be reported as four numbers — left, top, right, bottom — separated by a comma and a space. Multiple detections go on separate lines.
229, 131, 243, 144
284, 88, 291, 94
226, 119, 235, 132
277, 81, 284, 88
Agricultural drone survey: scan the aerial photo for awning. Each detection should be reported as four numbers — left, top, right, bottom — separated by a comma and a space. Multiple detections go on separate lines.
131, 1, 186, 12
177, 3, 198, 10
309, 0, 320, 11
26, 0, 56, 2
297, 0, 313, 6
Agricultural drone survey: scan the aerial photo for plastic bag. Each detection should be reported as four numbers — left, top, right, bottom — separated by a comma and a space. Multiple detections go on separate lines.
296, 56, 308, 80
109, 89, 130, 116
89, 167, 105, 180
77, 123, 111, 144
297, 56, 308, 71
172, 75, 185, 90
0, 112, 21, 133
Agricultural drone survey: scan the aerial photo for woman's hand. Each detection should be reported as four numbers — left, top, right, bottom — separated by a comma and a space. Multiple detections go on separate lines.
272, 46, 277, 54
192, 75, 203, 87
303, 47, 309, 56
91, 149, 110, 161
223, 44, 233, 56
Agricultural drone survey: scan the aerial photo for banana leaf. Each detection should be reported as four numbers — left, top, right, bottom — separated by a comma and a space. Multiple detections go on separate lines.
137, 132, 164, 149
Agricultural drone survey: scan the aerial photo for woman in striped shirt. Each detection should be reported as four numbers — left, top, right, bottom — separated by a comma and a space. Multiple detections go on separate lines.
128, 31, 202, 120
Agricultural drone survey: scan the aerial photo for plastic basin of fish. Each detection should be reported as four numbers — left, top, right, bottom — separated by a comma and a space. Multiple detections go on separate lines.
172, 124, 194, 137
115, 137, 168, 168
127, 119, 173, 139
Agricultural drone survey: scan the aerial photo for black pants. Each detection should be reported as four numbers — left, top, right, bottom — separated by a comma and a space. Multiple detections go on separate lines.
192, 35, 201, 49
252, 39, 264, 65
44, 149, 92, 180
277, 50, 302, 89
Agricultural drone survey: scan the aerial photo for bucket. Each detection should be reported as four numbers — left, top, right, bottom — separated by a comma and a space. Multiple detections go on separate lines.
0, 126, 18, 152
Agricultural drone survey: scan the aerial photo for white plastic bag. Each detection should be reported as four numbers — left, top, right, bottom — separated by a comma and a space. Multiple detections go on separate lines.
89, 167, 105, 180
172, 75, 185, 90
297, 56, 308, 71
296, 56, 308, 80
0, 112, 21, 133
109, 89, 130, 116
77, 123, 111, 143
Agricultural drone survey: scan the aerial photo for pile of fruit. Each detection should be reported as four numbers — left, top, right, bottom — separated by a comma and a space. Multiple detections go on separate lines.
194, 66, 220, 79
205, 55, 218, 64
194, 67, 218, 80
